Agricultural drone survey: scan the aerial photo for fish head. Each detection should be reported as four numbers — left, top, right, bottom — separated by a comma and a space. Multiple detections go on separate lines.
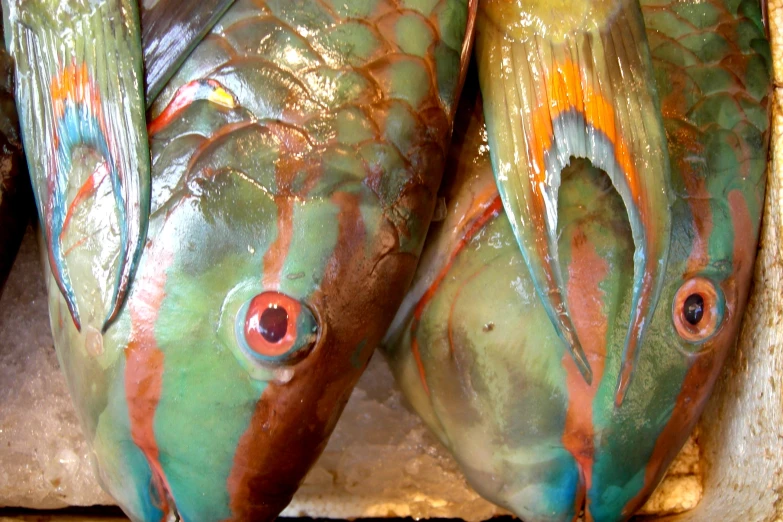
384, 42, 770, 520
51, 82, 429, 521
384, 0, 772, 519
40, 0, 482, 518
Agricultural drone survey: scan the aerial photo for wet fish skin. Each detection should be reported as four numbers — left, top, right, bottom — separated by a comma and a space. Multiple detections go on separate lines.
383, 1, 771, 521
4, 0, 477, 520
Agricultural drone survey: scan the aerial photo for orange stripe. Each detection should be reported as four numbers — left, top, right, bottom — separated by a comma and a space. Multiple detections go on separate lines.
63, 235, 90, 257
261, 127, 312, 289
51, 62, 105, 124
148, 82, 202, 136
561, 228, 610, 520
147, 80, 237, 136
124, 246, 176, 519
262, 199, 294, 289
61, 161, 110, 236
529, 58, 660, 405
529, 59, 643, 209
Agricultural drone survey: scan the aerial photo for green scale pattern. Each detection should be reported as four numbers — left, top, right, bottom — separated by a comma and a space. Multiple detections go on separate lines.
34, 0, 472, 520
383, 1, 771, 521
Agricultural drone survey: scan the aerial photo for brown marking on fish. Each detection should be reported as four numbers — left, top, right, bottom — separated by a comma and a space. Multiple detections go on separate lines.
262, 124, 313, 289
562, 228, 610, 519
185, 121, 257, 174
217, 1, 477, 516
453, 0, 479, 120
224, 189, 423, 521
365, 54, 438, 112
262, 198, 294, 289
621, 190, 758, 518
728, 189, 757, 280
683, 176, 714, 275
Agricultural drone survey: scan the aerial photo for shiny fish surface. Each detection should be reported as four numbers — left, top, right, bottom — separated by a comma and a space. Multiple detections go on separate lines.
384, 0, 771, 521
2, 0, 476, 520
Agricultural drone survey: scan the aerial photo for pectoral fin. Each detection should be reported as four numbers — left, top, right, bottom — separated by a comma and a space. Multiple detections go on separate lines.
3, 0, 150, 331
476, 0, 672, 401
141, 0, 236, 103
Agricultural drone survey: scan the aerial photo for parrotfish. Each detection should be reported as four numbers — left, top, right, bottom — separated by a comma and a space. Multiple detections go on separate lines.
0, 13, 29, 294
2, 0, 476, 520
384, 0, 771, 520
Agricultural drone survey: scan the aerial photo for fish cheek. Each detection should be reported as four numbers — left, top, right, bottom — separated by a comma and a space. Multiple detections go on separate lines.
224, 198, 421, 520
141, 205, 274, 521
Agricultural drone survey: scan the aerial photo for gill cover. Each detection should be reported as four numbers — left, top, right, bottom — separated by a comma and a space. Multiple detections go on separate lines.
2, 0, 149, 331
476, 0, 672, 400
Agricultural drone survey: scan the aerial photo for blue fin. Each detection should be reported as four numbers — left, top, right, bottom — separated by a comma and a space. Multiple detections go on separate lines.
476, 0, 672, 399
3, 0, 150, 331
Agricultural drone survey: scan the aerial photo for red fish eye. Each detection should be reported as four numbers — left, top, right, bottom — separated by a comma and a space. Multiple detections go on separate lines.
672, 278, 723, 343
244, 292, 301, 358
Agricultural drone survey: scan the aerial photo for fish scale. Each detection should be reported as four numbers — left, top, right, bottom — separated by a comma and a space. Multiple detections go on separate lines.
3, 0, 475, 520
383, 0, 770, 521
150, 0, 465, 215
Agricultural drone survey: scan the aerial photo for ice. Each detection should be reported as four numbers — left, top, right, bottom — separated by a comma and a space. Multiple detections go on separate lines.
0, 228, 113, 509
280, 354, 507, 520
0, 229, 700, 519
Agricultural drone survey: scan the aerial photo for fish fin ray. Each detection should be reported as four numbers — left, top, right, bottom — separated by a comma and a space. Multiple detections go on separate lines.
4, 0, 151, 331
477, 0, 673, 393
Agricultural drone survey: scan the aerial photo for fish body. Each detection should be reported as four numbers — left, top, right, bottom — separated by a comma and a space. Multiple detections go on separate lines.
384, 0, 771, 520
3, 0, 475, 520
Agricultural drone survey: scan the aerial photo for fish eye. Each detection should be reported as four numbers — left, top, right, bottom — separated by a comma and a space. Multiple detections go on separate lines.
235, 291, 318, 364
672, 277, 724, 344
683, 293, 704, 325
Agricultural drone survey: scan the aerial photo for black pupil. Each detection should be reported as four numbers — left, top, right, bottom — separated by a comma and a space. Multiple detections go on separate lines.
683, 294, 705, 326
260, 306, 288, 343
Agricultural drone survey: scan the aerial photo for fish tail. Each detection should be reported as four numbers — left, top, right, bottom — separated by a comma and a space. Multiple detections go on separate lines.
476, 0, 673, 395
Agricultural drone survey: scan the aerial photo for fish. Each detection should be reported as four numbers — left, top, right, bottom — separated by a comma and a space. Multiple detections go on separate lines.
2, 0, 476, 520
0, 9, 29, 294
383, 0, 771, 520
3, 0, 150, 331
